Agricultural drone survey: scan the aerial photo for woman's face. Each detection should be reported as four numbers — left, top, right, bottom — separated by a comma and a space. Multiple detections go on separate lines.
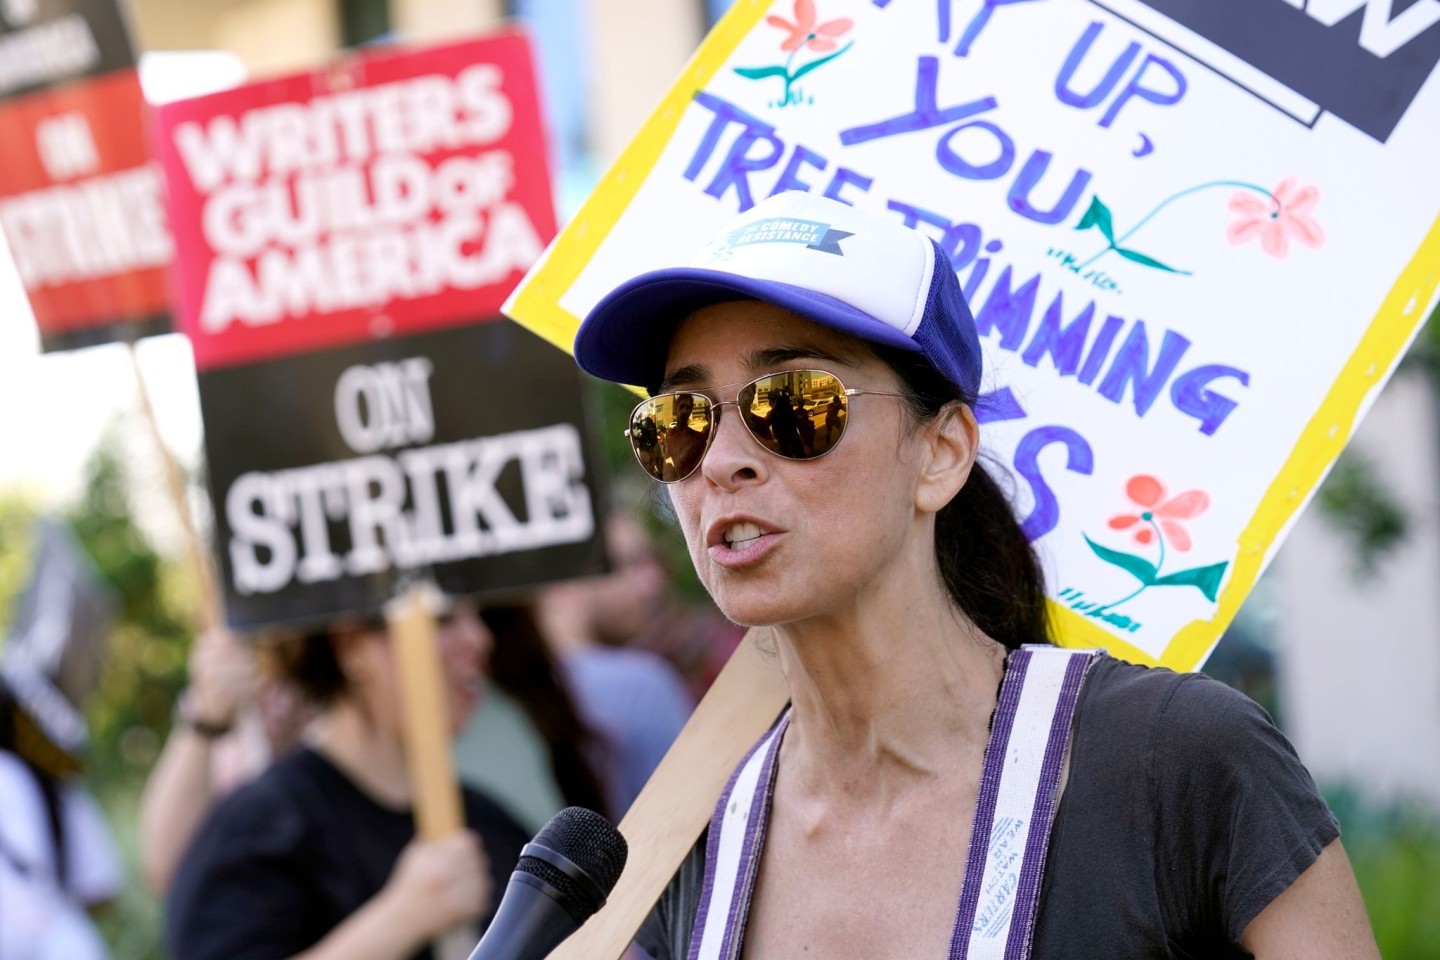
661, 301, 932, 626
342, 599, 492, 737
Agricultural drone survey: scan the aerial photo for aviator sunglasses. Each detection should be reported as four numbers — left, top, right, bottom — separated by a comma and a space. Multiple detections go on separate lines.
625, 369, 906, 483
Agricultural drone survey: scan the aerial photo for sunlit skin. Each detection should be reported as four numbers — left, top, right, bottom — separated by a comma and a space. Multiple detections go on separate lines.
658, 301, 1378, 960
662, 301, 1007, 959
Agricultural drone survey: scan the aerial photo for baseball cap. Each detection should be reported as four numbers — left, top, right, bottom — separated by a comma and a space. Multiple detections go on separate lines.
573, 191, 983, 395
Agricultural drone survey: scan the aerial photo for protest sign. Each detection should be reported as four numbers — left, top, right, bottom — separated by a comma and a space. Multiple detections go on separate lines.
200, 321, 606, 628
0, 69, 171, 351
155, 30, 557, 372
0, 0, 136, 99
155, 31, 607, 628
505, 0, 1440, 671
1, 519, 116, 767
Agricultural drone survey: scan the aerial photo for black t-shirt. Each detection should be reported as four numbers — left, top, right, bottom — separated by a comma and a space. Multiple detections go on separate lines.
638, 656, 1340, 960
166, 747, 531, 960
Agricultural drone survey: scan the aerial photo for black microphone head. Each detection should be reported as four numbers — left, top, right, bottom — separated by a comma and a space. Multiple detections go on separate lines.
517, 806, 628, 916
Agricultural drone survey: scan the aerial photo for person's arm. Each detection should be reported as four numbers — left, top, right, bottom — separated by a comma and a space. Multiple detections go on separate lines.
140, 630, 260, 892
140, 710, 223, 892
1240, 840, 1379, 960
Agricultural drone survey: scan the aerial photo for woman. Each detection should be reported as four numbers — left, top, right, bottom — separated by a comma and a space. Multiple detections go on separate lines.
571, 192, 1378, 958
165, 600, 529, 960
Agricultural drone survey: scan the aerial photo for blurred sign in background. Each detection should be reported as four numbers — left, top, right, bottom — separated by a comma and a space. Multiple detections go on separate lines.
152, 32, 607, 627
0, 0, 172, 349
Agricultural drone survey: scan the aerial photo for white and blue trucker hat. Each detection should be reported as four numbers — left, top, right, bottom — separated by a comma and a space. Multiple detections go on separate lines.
573, 191, 982, 395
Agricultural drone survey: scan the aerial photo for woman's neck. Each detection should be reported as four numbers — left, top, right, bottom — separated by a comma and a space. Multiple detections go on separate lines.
306, 700, 412, 809
772, 564, 1008, 801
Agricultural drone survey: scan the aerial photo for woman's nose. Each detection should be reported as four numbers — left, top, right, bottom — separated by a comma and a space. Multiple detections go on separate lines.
699, 404, 766, 487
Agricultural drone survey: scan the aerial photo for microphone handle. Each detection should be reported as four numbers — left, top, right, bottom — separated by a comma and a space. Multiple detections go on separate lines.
466, 875, 583, 960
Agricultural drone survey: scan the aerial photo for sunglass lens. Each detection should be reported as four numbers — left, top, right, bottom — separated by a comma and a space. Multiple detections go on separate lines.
740, 371, 847, 461
629, 394, 712, 482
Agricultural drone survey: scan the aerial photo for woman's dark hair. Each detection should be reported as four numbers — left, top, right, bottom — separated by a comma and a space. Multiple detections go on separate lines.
480, 603, 613, 820
869, 344, 1051, 651
260, 626, 350, 704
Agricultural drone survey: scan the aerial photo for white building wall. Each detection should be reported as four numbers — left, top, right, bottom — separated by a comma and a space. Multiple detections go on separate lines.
1274, 371, 1440, 808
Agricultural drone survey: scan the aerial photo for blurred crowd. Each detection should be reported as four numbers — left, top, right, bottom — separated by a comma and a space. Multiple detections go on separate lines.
0, 507, 742, 960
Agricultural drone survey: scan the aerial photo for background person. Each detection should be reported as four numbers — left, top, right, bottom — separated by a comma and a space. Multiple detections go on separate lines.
660, 394, 708, 482
573, 192, 1379, 959
165, 600, 529, 960
536, 511, 694, 817
455, 600, 613, 829
0, 682, 120, 960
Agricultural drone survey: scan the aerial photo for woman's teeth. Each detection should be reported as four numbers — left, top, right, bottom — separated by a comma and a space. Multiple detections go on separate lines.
724, 522, 763, 549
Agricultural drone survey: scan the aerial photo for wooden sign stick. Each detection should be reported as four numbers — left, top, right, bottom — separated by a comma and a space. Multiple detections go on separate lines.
126, 342, 222, 632
387, 583, 474, 960
548, 628, 790, 960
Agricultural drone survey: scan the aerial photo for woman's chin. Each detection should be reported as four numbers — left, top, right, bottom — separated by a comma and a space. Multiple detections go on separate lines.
448, 688, 483, 733
714, 593, 809, 630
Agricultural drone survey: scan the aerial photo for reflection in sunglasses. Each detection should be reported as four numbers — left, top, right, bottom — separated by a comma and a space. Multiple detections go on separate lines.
625, 369, 898, 483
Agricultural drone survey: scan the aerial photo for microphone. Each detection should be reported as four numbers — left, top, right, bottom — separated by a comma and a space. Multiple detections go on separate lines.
466, 806, 628, 960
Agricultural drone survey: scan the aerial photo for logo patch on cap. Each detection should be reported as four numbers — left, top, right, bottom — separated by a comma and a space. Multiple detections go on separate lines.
711, 217, 854, 258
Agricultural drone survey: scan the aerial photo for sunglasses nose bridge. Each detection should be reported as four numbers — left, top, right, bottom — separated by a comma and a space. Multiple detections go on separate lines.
698, 397, 764, 469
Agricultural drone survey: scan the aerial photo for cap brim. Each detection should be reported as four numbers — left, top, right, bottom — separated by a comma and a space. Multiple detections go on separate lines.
574, 267, 924, 390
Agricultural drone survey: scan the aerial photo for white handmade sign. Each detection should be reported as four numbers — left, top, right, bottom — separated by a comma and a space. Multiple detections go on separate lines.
506, 0, 1440, 669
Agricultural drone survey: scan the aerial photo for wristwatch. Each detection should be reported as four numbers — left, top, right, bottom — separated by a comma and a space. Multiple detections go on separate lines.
175, 688, 235, 739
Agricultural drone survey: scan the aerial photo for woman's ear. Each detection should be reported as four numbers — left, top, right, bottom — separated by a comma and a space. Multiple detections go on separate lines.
916, 402, 979, 515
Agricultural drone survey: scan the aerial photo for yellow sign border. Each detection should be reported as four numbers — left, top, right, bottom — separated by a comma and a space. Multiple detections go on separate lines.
506, 0, 1440, 671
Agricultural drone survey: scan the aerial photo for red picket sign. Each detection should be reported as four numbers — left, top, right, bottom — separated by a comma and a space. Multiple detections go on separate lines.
0, 68, 171, 351
153, 29, 558, 371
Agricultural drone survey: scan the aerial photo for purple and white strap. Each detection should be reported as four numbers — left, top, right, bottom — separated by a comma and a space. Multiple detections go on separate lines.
686, 646, 1099, 960
949, 645, 1099, 960
687, 711, 790, 960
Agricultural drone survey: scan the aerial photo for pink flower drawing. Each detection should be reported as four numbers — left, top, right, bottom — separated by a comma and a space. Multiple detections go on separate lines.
1226, 176, 1324, 259
766, 0, 853, 52
1107, 474, 1210, 552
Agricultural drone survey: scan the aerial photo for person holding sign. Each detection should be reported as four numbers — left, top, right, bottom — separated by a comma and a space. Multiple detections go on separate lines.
570, 192, 1378, 959
165, 601, 529, 960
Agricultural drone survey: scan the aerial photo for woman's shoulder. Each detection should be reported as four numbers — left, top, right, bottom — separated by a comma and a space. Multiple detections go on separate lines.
1075, 653, 1316, 798
196, 748, 328, 850
1080, 654, 1265, 733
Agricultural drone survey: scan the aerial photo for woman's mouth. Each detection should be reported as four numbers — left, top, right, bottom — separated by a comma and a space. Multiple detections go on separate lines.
709, 521, 781, 568
723, 521, 764, 549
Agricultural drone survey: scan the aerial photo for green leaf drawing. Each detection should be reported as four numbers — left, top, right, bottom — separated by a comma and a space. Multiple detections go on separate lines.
1083, 534, 1156, 585
733, 65, 788, 80
1151, 561, 1229, 602
1115, 247, 1192, 275
792, 42, 853, 81
1074, 196, 1115, 243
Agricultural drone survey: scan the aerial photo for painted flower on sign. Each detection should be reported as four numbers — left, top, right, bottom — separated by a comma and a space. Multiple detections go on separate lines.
1107, 474, 1210, 551
1226, 176, 1325, 259
736, 0, 854, 108
1073, 474, 1230, 627
766, 0, 853, 51
1072, 176, 1325, 278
